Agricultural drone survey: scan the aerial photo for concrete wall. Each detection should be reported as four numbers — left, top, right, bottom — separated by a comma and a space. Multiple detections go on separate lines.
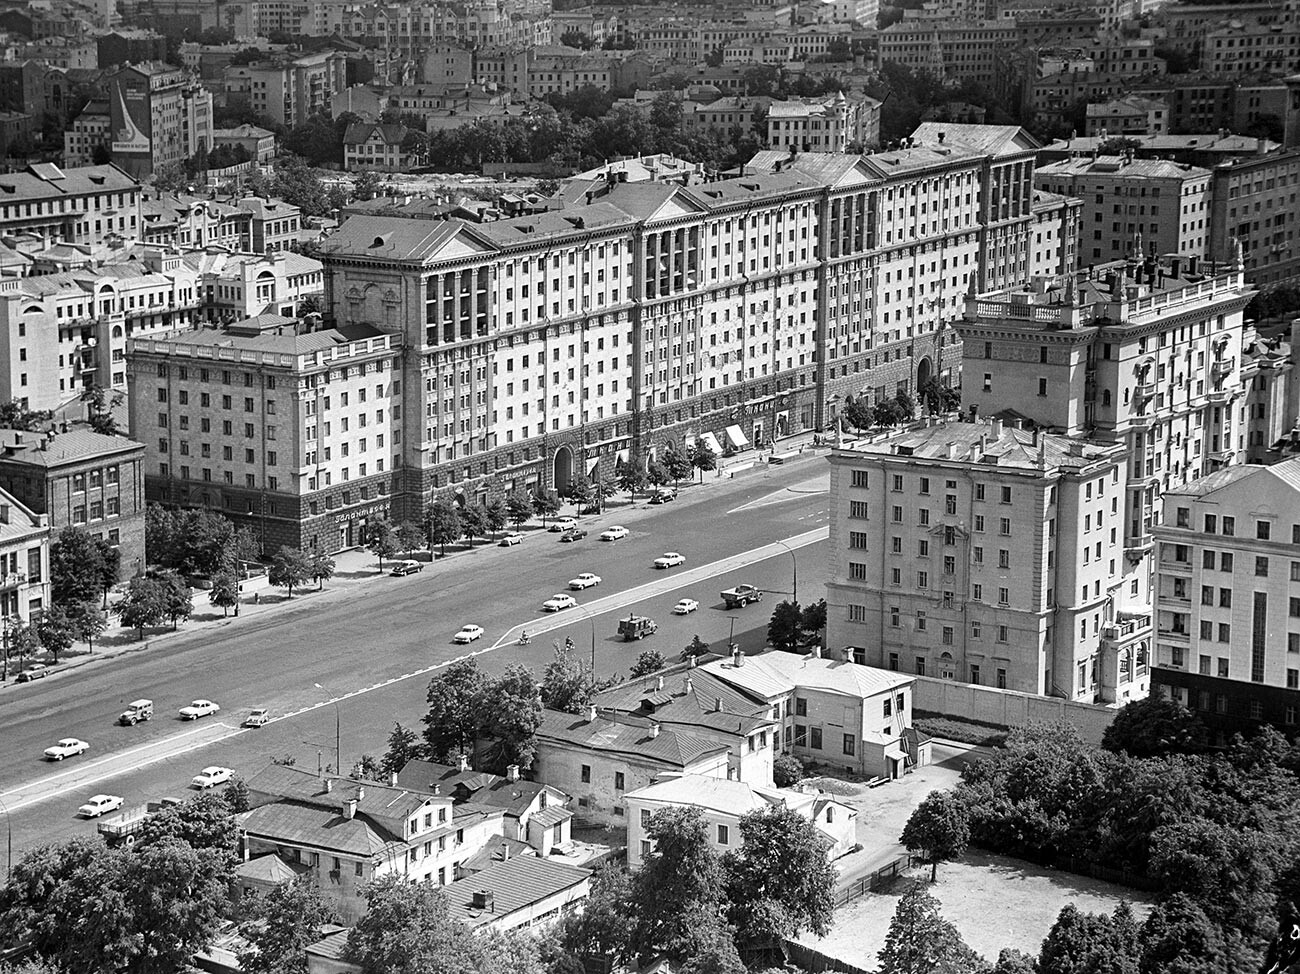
912, 674, 1116, 744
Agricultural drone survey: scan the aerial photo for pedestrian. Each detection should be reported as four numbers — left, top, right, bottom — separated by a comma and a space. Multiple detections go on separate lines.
253, 592, 260, 605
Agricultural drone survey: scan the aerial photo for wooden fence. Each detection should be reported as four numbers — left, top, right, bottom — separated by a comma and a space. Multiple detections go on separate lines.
832, 854, 913, 908
784, 940, 873, 974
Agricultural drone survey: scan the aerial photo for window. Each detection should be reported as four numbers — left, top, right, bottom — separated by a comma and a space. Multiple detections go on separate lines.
640, 840, 652, 858
850, 470, 868, 488
1256, 557, 1269, 577
1257, 520, 1271, 541
843, 734, 856, 756
1204, 550, 1216, 569
717, 824, 729, 844
998, 549, 1010, 569
795, 698, 807, 717
849, 531, 868, 549
999, 518, 1011, 536
1223, 516, 1235, 536
849, 501, 869, 519
580, 765, 591, 783
809, 727, 822, 749
1000, 486, 1012, 504
614, 772, 625, 791
640, 809, 651, 827
915, 657, 926, 676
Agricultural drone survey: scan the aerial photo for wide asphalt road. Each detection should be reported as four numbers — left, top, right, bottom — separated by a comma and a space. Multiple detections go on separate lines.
0, 458, 832, 861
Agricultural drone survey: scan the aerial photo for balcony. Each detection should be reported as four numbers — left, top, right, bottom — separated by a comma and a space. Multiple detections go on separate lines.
1208, 448, 1234, 465
1158, 556, 1193, 576
0, 571, 27, 589
1210, 357, 1235, 379
1133, 381, 1156, 401
1157, 626, 1190, 643
1125, 533, 1153, 558
1205, 387, 1233, 404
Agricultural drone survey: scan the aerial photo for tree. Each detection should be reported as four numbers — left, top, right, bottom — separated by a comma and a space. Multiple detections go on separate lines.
630, 649, 665, 678
843, 394, 873, 432
239, 875, 342, 974
310, 549, 336, 590
94, 536, 121, 607
34, 605, 74, 663
424, 500, 461, 556
660, 441, 692, 488
460, 503, 488, 546
618, 464, 647, 503
268, 546, 312, 598
901, 790, 971, 882
50, 527, 105, 607
505, 490, 533, 529
156, 569, 194, 629
877, 886, 985, 974
681, 633, 710, 663
0, 399, 51, 431
565, 473, 593, 514
224, 777, 251, 813
115, 575, 169, 639
1138, 893, 1231, 974
590, 470, 618, 514
558, 864, 634, 967
366, 518, 398, 570
773, 752, 803, 788
690, 442, 717, 482
991, 949, 1040, 974
345, 876, 480, 974
481, 664, 544, 772
209, 570, 240, 617
350, 754, 383, 781
483, 496, 508, 538
66, 600, 108, 651
632, 807, 730, 963
1102, 696, 1206, 758
422, 658, 489, 763
918, 376, 960, 414
767, 599, 804, 653
1038, 903, 1140, 974
532, 488, 561, 526
800, 599, 827, 647
80, 381, 124, 436
541, 642, 590, 714
135, 792, 239, 857
724, 805, 836, 953
351, 169, 386, 201
646, 460, 669, 488
395, 521, 424, 558
380, 722, 425, 777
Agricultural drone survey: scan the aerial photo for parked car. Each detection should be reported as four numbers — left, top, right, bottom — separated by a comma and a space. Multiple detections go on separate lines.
16, 664, 48, 682
559, 527, 588, 542
179, 699, 221, 720
568, 572, 602, 590
654, 552, 686, 569
79, 794, 124, 818
499, 532, 524, 547
618, 615, 658, 641
453, 624, 485, 644
390, 560, 423, 576
243, 708, 270, 728
649, 488, 677, 504
44, 738, 89, 761
191, 766, 233, 789
543, 594, 578, 612
600, 526, 629, 541
673, 598, 700, 615
119, 699, 154, 726
548, 518, 577, 533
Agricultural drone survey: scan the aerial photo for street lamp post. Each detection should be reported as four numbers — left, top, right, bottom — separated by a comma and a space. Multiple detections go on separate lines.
313, 683, 342, 774
0, 796, 11, 879
774, 540, 798, 605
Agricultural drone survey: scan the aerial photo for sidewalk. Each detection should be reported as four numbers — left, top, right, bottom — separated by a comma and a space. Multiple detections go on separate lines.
4, 436, 832, 685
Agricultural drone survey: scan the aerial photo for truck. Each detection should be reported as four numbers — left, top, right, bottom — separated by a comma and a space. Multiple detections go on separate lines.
97, 797, 184, 847
617, 615, 658, 641
118, 699, 154, 726
721, 584, 763, 609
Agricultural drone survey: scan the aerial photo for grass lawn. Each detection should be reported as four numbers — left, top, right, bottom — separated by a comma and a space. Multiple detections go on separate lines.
800, 850, 1154, 969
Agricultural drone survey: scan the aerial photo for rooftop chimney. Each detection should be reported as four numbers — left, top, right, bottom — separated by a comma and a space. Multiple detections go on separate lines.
324, 777, 333, 791
433, 784, 441, 795
715, 696, 723, 712
506, 765, 520, 782
344, 798, 357, 820
649, 723, 661, 738
355, 785, 365, 801
731, 645, 744, 667
389, 771, 398, 786
458, 753, 469, 772
990, 417, 1002, 437
811, 644, 822, 659
587, 704, 598, 723
684, 677, 693, 694
656, 675, 664, 690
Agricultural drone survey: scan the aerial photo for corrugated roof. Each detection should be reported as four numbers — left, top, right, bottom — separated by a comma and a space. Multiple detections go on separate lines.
627, 773, 817, 818
1167, 456, 1300, 497
442, 856, 590, 930
320, 216, 468, 262
239, 801, 398, 856
1036, 155, 1212, 180
537, 709, 728, 768
702, 651, 914, 701
594, 667, 775, 736
910, 122, 1040, 156
0, 428, 142, 468
0, 164, 138, 204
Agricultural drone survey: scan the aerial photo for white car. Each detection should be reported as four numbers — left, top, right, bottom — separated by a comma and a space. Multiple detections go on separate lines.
568, 572, 602, 590
78, 794, 124, 818
498, 532, 524, 547
44, 738, 89, 761
179, 699, 221, 720
453, 624, 485, 644
390, 560, 423, 576
191, 766, 234, 789
548, 518, 577, 533
673, 598, 700, 615
543, 593, 578, 612
654, 552, 686, 569
243, 708, 270, 728
600, 525, 629, 542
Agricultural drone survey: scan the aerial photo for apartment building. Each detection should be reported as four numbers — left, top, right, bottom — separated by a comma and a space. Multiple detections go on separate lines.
1241, 326, 1295, 462
766, 92, 882, 153
106, 62, 212, 179
0, 162, 140, 247
1208, 147, 1300, 290
1151, 458, 1300, 741
343, 122, 413, 173
0, 427, 147, 575
97, 28, 168, 68
63, 102, 111, 167
878, 18, 1019, 86
1124, 75, 1292, 140
1086, 95, 1169, 136
683, 96, 770, 139
1040, 133, 1279, 169
825, 420, 1141, 702
0, 488, 51, 624
1030, 189, 1082, 279
237, 197, 302, 254
193, 250, 324, 321
956, 253, 1252, 650
1201, 20, 1300, 77
223, 51, 348, 130
0, 249, 202, 409
212, 124, 277, 165
1033, 155, 1212, 263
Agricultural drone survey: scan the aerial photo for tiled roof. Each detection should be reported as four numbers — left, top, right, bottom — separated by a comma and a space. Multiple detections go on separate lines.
0, 427, 143, 467
702, 651, 914, 702
537, 709, 729, 768
343, 122, 408, 146
442, 856, 591, 930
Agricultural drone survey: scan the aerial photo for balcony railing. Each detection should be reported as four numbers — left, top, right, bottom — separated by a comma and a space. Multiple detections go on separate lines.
0, 571, 26, 589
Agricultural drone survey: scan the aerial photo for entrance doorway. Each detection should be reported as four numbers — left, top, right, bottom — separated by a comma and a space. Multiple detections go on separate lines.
553, 446, 573, 495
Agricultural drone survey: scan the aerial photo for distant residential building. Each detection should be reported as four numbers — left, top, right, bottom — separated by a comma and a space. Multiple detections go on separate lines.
0, 62, 51, 124
1208, 147, 1300, 289
1040, 132, 1280, 169
767, 91, 881, 152
0, 111, 32, 156
1241, 325, 1295, 462
12, 38, 98, 70
1151, 459, 1300, 741
1122, 74, 1292, 142
63, 102, 110, 166
442, 857, 591, 933
223, 51, 347, 130
0, 161, 139, 248
1086, 95, 1169, 136
140, 193, 301, 254
683, 95, 770, 139
342, 122, 413, 173
0, 427, 147, 576
194, 250, 325, 321
626, 774, 857, 869
237, 197, 302, 253
1034, 155, 1212, 262
96, 29, 167, 68
106, 62, 213, 178
1030, 189, 1082, 279
0, 488, 50, 624
878, 17, 1018, 86
1201, 19, 1300, 76
212, 125, 276, 165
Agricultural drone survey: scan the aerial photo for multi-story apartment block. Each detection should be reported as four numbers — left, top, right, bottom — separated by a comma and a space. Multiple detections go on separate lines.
126, 317, 402, 552
1086, 94, 1169, 135
1155, 0, 1287, 62
212, 124, 277, 165
1151, 458, 1300, 740
956, 252, 1252, 653
63, 102, 112, 167
0, 426, 147, 576
237, 197, 302, 254
1034, 155, 1212, 263
0, 248, 202, 409
1030, 189, 1082, 279
0, 487, 51, 624
825, 420, 1140, 702
683, 96, 770, 140
343, 122, 414, 173
1241, 325, 1294, 462
194, 250, 325, 320
223, 51, 347, 130
96, 29, 168, 68
1040, 132, 1279, 169
1208, 147, 1300, 290
1201, 19, 1300, 77
878, 18, 1019, 86
0, 162, 139, 247
1124, 75, 1292, 140
106, 62, 212, 179
766, 92, 882, 153
141, 193, 301, 255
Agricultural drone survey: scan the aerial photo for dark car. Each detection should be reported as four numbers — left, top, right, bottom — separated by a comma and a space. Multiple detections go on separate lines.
16, 664, 47, 683
559, 528, 588, 542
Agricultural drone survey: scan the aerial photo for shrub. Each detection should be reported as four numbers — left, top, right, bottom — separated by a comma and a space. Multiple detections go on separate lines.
773, 752, 804, 787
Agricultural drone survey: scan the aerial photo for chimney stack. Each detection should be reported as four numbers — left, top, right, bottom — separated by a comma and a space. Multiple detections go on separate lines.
344, 798, 357, 820
649, 723, 661, 738
656, 675, 664, 690
732, 645, 743, 667
684, 677, 693, 694
587, 704, 598, 723
458, 753, 469, 772
324, 777, 333, 791
715, 696, 722, 712
389, 771, 398, 786
506, 764, 520, 782
356, 785, 365, 801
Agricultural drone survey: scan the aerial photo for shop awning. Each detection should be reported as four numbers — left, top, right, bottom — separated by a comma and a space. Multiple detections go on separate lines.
725, 424, 749, 449
616, 448, 629, 465
587, 456, 600, 476
700, 432, 723, 455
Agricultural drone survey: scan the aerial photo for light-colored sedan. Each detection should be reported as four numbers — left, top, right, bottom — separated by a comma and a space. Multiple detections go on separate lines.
568, 572, 602, 590
191, 766, 234, 789
673, 598, 700, 615
654, 552, 686, 569
243, 708, 270, 728
44, 737, 89, 761
390, 560, 423, 576
600, 525, 629, 541
543, 593, 578, 612
548, 518, 577, 533
498, 532, 524, 547
179, 699, 221, 720
453, 624, 485, 644
78, 794, 124, 818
